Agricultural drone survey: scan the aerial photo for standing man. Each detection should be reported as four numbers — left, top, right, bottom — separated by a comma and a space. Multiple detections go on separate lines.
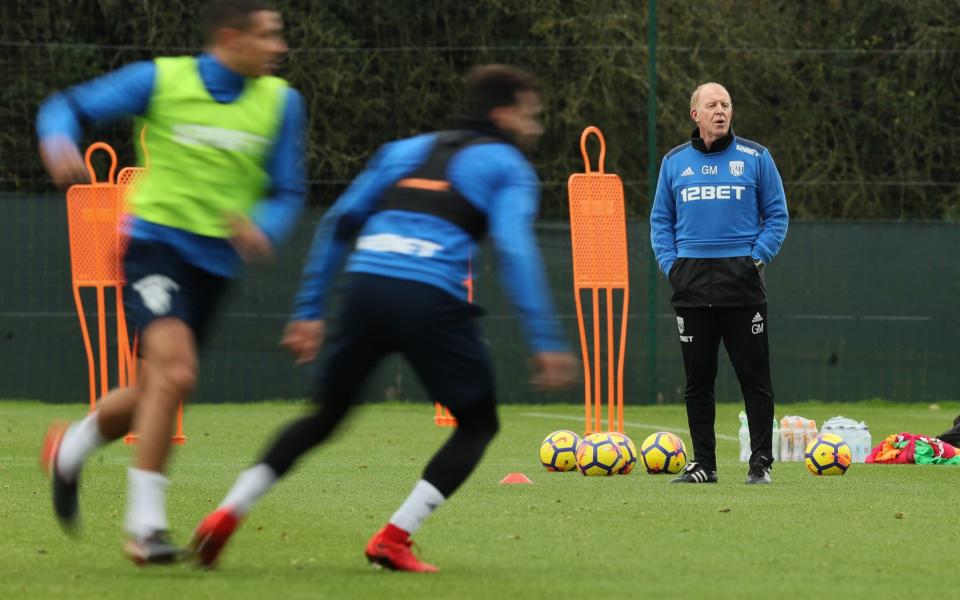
649, 82, 788, 485
38, 0, 305, 564
188, 64, 577, 572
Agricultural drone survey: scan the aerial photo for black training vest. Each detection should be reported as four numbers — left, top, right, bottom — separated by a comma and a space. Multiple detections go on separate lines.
377, 130, 499, 240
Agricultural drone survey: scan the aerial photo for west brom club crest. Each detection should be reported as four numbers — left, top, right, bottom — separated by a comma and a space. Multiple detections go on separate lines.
676, 316, 684, 334
728, 160, 744, 176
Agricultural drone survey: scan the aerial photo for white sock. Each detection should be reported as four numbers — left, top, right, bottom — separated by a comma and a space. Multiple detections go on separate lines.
388, 480, 446, 535
125, 468, 170, 539
219, 463, 278, 517
56, 413, 106, 481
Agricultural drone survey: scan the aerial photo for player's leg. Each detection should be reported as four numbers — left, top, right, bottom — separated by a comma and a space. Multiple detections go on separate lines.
50, 386, 142, 479
189, 273, 390, 567
41, 238, 182, 534
187, 388, 363, 568
118, 239, 228, 564
124, 317, 199, 564
365, 282, 496, 572
365, 395, 497, 573
41, 386, 141, 532
721, 304, 775, 484
188, 390, 362, 568
672, 307, 722, 483
420, 396, 498, 502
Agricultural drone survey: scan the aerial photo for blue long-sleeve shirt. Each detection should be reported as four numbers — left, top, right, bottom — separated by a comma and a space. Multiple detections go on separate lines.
650, 134, 789, 276
291, 133, 568, 353
36, 53, 306, 277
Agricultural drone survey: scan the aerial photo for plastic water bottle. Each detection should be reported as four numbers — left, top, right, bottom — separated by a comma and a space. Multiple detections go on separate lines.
791, 417, 805, 461
847, 425, 862, 463
782, 417, 793, 461
849, 422, 872, 463
834, 424, 848, 458
858, 422, 872, 463
779, 417, 793, 462
738, 411, 750, 462
803, 419, 818, 456
772, 418, 781, 462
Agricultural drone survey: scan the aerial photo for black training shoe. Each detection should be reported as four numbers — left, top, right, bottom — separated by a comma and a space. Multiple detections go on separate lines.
52, 471, 80, 531
41, 422, 80, 533
746, 462, 772, 485
670, 462, 718, 484
124, 530, 184, 566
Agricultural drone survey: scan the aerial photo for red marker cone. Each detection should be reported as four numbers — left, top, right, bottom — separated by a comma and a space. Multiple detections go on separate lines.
499, 472, 533, 485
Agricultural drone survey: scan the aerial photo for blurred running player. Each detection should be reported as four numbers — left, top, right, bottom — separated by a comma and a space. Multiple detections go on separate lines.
189, 64, 576, 572
38, 0, 305, 564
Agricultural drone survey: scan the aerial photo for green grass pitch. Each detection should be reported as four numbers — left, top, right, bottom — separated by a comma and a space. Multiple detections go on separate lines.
1, 400, 958, 598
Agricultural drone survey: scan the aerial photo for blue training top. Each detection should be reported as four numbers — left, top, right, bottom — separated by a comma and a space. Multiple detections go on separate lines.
649, 134, 789, 277
36, 53, 306, 278
291, 132, 569, 353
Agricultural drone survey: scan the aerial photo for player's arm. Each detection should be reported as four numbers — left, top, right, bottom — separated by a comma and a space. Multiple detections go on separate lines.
282, 143, 402, 363
251, 89, 308, 247
485, 155, 576, 390
751, 151, 789, 264
233, 88, 308, 263
288, 143, 400, 312
36, 61, 156, 188
648, 156, 678, 276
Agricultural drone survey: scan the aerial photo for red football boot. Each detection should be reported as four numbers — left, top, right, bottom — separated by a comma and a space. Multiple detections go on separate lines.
187, 507, 242, 568
364, 526, 438, 573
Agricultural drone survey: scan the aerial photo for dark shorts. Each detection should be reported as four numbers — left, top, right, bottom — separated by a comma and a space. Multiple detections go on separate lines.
317, 273, 495, 411
123, 238, 230, 344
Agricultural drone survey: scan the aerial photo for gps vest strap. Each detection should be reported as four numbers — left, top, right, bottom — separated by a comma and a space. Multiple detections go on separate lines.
377, 130, 496, 240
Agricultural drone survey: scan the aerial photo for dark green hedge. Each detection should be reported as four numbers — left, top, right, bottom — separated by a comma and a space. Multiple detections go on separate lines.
2, 0, 958, 218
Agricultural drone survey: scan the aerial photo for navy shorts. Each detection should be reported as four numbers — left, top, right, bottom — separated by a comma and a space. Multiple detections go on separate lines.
317, 273, 495, 411
123, 238, 230, 344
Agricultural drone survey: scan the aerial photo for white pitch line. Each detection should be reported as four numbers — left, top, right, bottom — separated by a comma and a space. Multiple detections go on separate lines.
517, 411, 739, 442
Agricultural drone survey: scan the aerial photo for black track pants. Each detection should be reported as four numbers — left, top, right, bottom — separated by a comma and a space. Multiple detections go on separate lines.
260, 389, 499, 498
260, 273, 500, 499
675, 304, 774, 472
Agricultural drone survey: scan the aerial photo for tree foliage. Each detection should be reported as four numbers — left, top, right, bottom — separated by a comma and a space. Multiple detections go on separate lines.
2, 0, 958, 218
